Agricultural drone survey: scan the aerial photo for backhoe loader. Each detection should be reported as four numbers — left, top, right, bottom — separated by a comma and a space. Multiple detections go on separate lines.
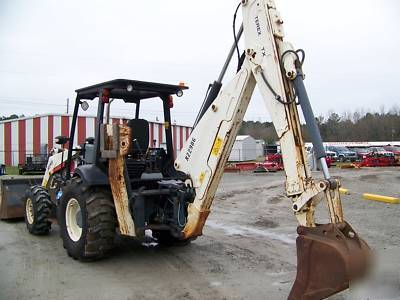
22, 1, 370, 298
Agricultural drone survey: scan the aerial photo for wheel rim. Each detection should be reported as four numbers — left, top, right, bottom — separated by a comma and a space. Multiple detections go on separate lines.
26, 198, 34, 225
65, 198, 83, 242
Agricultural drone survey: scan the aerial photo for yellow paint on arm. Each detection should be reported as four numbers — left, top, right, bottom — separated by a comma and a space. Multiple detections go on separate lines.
211, 136, 223, 156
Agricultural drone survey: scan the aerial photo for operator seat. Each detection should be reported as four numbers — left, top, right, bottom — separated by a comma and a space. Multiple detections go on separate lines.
127, 119, 149, 156
125, 119, 149, 180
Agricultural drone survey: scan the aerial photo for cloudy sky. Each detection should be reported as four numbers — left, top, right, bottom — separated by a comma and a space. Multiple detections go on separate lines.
0, 0, 399, 126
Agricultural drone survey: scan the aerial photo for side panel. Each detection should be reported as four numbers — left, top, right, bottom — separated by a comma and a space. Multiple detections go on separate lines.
4, 123, 11, 166
70, 116, 78, 147
158, 123, 163, 147
77, 116, 86, 145
33, 117, 41, 155
11, 121, 19, 166
61, 116, 69, 147
86, 117, 95, 139
47, 115, 54, 152
0, 123, 4, 164
53, 116, 62, 142
40, 116, 48, 153
18, 120, 26, 165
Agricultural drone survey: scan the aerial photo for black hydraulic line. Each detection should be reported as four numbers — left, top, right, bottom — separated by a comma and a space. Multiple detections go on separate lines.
193, 24, 244, 128
219, 24, 244, 83
193, 81, 222, 128
162, 96, 174, 160
135, 102, 140, 119
233, 2, 242, 71
65, 96, 80, 180
94, 93, 105, 167
292, 70, 326, 160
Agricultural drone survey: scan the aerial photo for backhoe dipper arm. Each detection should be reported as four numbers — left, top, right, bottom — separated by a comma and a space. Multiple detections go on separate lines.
175, 1, 370, 298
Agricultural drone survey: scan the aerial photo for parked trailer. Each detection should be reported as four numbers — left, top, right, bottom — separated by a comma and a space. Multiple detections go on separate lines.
0, 176, 43, 219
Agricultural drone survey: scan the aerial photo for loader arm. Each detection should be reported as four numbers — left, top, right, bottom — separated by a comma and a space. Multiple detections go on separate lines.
175, 0, 370, 299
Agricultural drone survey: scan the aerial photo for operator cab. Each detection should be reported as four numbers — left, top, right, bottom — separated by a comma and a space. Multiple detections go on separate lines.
71, 79, 188, 182
64, 79, 193, 239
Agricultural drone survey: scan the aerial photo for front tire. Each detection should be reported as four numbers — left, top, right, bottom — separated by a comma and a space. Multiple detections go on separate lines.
58, 177, 117, 260
24, 186, 52, 235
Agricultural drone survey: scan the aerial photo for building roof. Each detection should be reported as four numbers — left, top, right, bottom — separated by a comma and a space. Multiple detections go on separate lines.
0, 113, 192, 128
236, 135, 253, 141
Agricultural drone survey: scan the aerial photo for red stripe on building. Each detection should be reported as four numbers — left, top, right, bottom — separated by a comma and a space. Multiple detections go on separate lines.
149, 123, 154, 148
158, 124, 163, 147
179, 126, 183, 150
186, 127, 190, 140
173, 125, 177, 156
4, 122, 11, 165
48, 115, 54, 151
18, 120, 26, 164
77, 117, 86, 144
61, 116, 70, 147
33, 117, 41, 155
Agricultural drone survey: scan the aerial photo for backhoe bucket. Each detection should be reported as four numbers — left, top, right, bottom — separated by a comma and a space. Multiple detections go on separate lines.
289, 222, 370, 300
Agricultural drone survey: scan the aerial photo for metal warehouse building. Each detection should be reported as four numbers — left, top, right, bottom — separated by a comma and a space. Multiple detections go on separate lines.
228, 135, 260, 162
0, 114, 192, 166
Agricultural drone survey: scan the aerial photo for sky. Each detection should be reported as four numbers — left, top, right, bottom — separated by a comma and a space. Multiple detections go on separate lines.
0, 0, 399, 126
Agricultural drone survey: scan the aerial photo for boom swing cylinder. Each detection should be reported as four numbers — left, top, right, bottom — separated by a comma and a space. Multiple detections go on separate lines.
175, 0, 370, 299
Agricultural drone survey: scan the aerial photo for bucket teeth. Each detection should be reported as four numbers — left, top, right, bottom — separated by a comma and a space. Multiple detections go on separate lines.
288, 222, 371, 300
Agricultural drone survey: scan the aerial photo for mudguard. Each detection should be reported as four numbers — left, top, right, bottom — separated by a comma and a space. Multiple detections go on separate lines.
74, 165, 109, 186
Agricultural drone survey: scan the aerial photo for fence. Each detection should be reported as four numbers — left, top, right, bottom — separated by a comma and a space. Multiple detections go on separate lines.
0, 148, 185, 167
0, 151, 49, 167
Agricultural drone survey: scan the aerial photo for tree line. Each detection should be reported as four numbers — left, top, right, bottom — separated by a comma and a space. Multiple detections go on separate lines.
0, 114, 25, 121
239, 107, 400, 143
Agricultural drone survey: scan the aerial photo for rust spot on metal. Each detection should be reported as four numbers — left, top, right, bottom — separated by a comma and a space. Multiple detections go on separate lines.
289, 222, 371, 300
183, 204, 210, 239
119, 125, 132, 156
107, 125, 135, 236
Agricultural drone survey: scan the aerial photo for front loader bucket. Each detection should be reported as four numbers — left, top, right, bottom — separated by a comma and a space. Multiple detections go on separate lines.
289, 222, 370, 300
0, 176, 43, 219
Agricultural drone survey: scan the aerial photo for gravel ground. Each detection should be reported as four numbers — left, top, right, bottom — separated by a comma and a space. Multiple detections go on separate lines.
0, 167, 399, 299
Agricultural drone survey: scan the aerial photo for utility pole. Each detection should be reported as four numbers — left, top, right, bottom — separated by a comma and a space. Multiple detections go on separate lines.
66, 98, 70, 114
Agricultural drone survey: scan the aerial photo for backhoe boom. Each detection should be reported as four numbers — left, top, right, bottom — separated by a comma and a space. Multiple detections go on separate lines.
175, 1, 370, 299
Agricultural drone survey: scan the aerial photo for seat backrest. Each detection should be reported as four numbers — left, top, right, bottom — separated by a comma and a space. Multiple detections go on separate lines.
127, 119, 149, 155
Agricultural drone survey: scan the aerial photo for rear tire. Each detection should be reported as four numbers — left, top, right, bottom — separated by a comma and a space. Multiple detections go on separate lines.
24, 185, 52, 235
58, 177, 117, 260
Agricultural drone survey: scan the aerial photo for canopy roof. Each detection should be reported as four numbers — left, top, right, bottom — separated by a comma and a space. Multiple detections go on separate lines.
75, 79, 188, 102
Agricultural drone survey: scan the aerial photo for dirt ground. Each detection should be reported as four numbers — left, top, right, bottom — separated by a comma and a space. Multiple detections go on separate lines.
0, 167, 399, 300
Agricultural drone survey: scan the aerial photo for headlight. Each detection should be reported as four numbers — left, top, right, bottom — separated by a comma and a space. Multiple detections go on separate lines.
127, 84, 134, 92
